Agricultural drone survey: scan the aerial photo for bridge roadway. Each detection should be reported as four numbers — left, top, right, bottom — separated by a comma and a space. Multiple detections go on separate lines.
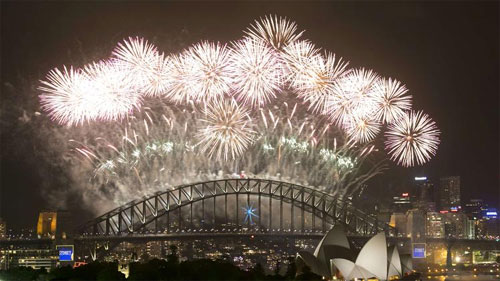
1, 233, 497, 248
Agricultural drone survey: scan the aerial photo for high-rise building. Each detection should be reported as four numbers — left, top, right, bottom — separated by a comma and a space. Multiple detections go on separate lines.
426, 212, 444, 238
466, 218, 476, 239
392, 193, 412, 213
389, 212, 407, 237
413, 177, 435, 210
407, 209, 426, 241
439, 176, 461, 211
464, 199, 486, 218
443, 212, 468, 239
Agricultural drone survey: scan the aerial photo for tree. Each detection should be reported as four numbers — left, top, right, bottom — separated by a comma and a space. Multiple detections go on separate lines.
274, 260, 281, 276
295, 265, 322, 281
284, 257, 296, 280
167, 244, 179, 264
250, 263, 266, 280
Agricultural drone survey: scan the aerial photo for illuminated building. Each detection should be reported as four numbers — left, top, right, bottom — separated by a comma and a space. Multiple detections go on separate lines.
413, 176, 436, 212
466, 217, 476, 239
389, 212, 407, 237
36, 210, 73, 240
465, 199, 486, 218
0, 218, 6, 239
0, 248, 58, 271
443, 212, 468, 239
392, 192, 412, 213
37, 212, 57, 238
426, 212, 444, 238
439, 176, 461, 211
406, 209, 426, 241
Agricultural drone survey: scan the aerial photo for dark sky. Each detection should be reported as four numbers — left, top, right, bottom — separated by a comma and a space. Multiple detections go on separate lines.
1, 1, 498, 229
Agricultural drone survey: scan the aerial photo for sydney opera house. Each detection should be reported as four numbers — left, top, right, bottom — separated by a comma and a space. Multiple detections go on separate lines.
296, 225, 413, 280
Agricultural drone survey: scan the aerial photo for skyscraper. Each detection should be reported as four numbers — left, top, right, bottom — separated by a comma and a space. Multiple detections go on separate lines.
413, 176, 436, 212
439, 176, 461, 211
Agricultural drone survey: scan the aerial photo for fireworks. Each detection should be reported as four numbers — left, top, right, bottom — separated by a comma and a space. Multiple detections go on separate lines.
184, 41, 234, 102
245, 15, 304, 50
288, 51, 350, 113
347, 117, 381, 143
385, 110, 441, 167
37, 15, 442, 213
230, 39, 284, 107
112, 37, 160, 96
374, 78, 412, 123
39, 62, 141, 126
325, 68, 380, 129
196, 99, 255, 161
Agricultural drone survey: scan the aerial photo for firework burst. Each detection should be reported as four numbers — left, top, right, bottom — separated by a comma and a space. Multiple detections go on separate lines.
196, 99, 255, 161
230, 39, 284, 107
289, 51, 350, 113
111, 37, 160, 95
245, 15, 304, 50
326, 68, 381, 128
385, 110, 440, 167
347, 117, 381, 143
374, 78, 412, 123
39, 61, 141, 126
184, 41, 234, 102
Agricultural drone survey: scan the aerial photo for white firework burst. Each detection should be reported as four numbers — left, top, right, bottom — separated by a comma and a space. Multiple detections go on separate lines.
290, 51, 350, 113
111, 37, 159, 95
39, 62, 141, 126
245, 15, 304, 50
184, 41, 234, 102
373, 78, 412, 123
347, 117, 381, 143
196, 99, 255, 161
142, 53, 173, 97
230, 39, 284, 107
82, 60, 142, 121
385, 110, 440, 167
326, 68, 380, 128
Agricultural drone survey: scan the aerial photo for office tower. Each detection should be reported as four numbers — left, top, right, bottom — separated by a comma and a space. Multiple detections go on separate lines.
439, 176, 461, 211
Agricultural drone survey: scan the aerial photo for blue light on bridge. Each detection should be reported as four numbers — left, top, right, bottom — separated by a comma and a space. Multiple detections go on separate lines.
242, 205, 258, 225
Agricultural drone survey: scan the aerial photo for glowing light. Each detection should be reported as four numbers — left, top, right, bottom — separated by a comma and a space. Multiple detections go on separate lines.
111, 37, 160, 96
346, 117, 381, 143
373, 78, 412, 123
230, 39, 283, 107
196, 99, 255, 161
326, 68, 381, 128
245, 15, 304, 50
385, 110, 441, 167
39, 62, 141, 126
242, 205, 259, 225
285, 48, 350, 113
184, 41, 233, 102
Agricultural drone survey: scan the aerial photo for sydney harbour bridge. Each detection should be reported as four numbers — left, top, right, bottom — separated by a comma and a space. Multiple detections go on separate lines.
79, 178, 394, 239
75, 178, 398, 261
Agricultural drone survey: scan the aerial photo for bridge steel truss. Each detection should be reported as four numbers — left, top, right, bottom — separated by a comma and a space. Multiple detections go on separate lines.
80, 178, 395, 238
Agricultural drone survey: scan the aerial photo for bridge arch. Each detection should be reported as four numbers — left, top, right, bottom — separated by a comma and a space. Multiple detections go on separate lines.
80, 178, 394, 237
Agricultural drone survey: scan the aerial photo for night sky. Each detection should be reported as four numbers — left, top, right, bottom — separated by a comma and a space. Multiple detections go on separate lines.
1, 1, 498, 229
